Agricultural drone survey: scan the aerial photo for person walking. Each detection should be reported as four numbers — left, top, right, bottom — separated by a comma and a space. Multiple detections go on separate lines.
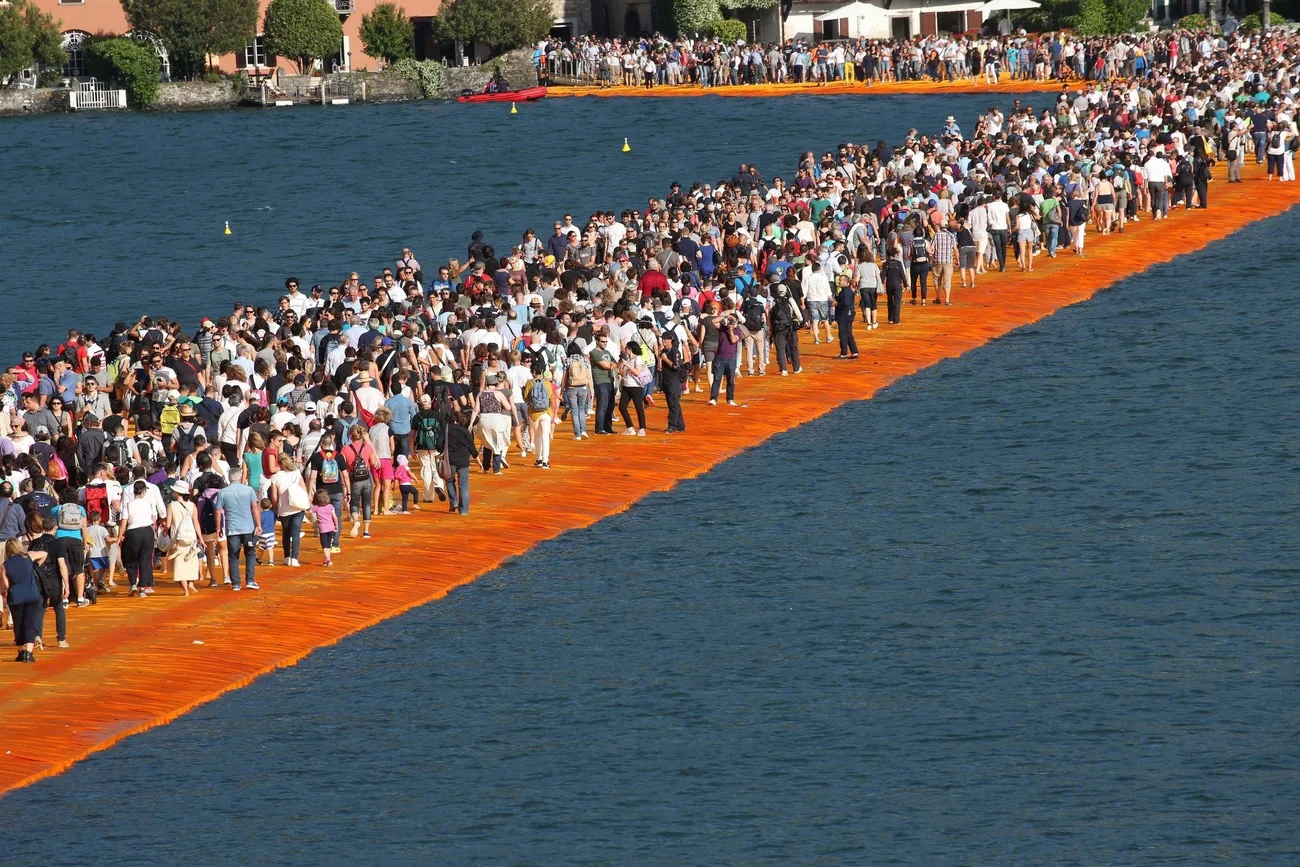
909, 227, 932, 304
2, 538, 48, 663
931, 222, 957, 304
657, 333, 687, 433
852, 249, 881, 329
341, 425, 378, 537
524, 357, 559, 466
445, 408, 477, 516
215, 464, 261, 591
709, 306, 741, 406
561, 344, 593, 440
589, 331, 618, 435
883, 250, 907, 325
833, 273, 859, 359
268, 454, 309, 567
617, 343, 651, 435
165, 480, 204, 596
119, 479, 163, 597
768, 284, 802, 375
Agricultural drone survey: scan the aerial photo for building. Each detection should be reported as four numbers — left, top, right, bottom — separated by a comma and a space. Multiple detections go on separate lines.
23, 0, 444, 78
786, 0, 1040, 41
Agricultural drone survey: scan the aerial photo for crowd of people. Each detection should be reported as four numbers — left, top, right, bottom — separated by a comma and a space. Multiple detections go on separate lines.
3, 32, 1299, 662
536, 24, 1292, 89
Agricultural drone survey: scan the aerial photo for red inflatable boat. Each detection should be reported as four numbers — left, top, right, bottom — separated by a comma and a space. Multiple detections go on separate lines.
457, 86, 548, 104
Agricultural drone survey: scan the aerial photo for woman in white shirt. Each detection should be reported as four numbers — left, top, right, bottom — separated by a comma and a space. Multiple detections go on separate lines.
268, 454, 309, 567
119, 480, 164, 596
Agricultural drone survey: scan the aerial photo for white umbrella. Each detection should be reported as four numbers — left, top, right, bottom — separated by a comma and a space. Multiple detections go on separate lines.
980, 0, 1041, 10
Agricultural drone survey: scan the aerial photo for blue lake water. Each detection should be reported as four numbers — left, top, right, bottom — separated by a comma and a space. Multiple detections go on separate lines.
2, 97, 1298, 863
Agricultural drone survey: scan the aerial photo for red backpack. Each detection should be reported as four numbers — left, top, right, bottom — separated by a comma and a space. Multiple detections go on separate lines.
84, 483, 110, 523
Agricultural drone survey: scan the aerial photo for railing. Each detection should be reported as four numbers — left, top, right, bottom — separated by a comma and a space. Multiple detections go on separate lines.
540, 58, 600, 86
69, 78, 127, 110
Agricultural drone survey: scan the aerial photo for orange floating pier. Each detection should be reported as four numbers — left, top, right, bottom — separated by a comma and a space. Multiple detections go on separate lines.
2, 165, 1298, 798
547, 76, 1065, 99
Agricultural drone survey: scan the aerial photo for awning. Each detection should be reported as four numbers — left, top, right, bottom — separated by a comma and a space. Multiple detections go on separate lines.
815, 2, 880, 21
979, 0, 1042, 11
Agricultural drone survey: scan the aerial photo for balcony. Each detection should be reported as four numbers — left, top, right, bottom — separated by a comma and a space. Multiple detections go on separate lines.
332, 0, 354, 14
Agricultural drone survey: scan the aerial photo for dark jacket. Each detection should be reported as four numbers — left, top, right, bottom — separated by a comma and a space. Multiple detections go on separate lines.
446, 423, 478, 469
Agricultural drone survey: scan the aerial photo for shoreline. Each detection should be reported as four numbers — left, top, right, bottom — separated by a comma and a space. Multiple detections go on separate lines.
1, 162, 1297, 799
547, 77, 1068, 99
1, 73, 1064, 119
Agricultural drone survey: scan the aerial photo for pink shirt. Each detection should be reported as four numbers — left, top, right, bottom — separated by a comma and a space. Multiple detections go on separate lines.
311, 503, 337, 534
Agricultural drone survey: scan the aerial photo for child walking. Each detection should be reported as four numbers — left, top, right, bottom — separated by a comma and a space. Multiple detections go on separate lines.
394, 455, 421, 513
257, 496, 277, 567
311, 490, 338, 566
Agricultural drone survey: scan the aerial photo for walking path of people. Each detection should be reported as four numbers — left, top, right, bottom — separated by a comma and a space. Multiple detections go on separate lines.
1, 162, 1296, 798
546, 77, 1067, 99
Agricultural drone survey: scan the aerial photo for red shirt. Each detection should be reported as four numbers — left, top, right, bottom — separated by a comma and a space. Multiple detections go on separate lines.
637, 270, 669, 300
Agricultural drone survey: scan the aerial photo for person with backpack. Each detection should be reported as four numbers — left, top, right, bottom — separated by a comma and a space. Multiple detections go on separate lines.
740, 288, 768, 376
560, 343, 594, 440
1172, 153, 1196, 211
53, 489, 90, 607
909, 227, 932, 305
340, 424, 378, 539
171, 403, 203, 478
883, 249, 907, 325
26, 513, 68, 648
191, 455, 228, 586
412, 395, 448, 503
525, 357, 559, 468
768, 283, 803, 375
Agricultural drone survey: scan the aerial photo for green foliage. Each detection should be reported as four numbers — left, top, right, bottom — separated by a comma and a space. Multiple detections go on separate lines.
1240, 11, 1286, 28
361, 3, 413, 63
1073, 0, 1147, 34
674, 0, 719, 33
1018, 0, 1079, 33
0, 0, 66, 82
86, 36, 161, 106
264, 0, 343, 73
433, 0, 553, 54
1177, 13, 1210, 28
120, 0, 258, 79
725, 0, 779, 8
389, 56, 444, 97
709, 18, 748, 42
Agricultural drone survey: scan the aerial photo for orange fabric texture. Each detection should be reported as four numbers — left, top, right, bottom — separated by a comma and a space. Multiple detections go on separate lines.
1, 164, 1297, 797
548, 78, 1068, 99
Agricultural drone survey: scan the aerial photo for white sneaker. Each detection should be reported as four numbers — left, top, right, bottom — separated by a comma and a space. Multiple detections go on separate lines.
781, 370, 789, 376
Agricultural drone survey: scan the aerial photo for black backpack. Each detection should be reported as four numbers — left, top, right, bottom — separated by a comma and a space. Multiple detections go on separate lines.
742, 298, 766, 332
173, 423, 199, 457
1176, 157, 1193, 184
106, 437, 133, 468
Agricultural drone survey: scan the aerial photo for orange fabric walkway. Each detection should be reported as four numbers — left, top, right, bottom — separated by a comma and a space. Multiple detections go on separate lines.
547, 75, 1066, 99
2, 165, 1298, 798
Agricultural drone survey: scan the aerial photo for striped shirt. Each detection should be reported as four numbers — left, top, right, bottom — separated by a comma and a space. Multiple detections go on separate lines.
931, 229, 958, 265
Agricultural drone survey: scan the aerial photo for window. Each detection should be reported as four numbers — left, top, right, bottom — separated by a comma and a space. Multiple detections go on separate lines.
62, 31, 90, 78
239, 35, 276, 69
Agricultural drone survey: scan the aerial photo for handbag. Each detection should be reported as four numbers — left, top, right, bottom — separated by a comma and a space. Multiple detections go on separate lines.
287, 480, 311, 512
436, 424, 454, 482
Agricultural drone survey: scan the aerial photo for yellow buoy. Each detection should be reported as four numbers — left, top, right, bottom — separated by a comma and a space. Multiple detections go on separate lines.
510, 102, 517, 114
224, 221, 231, 235
622, 137, 631, 153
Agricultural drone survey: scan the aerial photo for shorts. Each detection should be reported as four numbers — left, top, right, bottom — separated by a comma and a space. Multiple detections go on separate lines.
375, 458, 396, 482
1099, 203, 1115, 212
1017, 229, 1034, 243
702, 346, 718, 365
258, 532, 276, 550
808, 300, 830, 322
202, 532, 224, 546
858, 288, 878, 311
89, 557, 109, 571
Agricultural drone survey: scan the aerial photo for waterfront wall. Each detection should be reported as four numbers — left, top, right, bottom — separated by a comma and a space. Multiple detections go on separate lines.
0, 50, 540, 117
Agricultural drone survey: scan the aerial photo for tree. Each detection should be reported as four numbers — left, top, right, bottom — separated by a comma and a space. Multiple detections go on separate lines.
674, 0, 719, 34
1073, 0, 1147, 34
0, 0, 65, 82
360, 3, 413, 64
121, 0, 258, 78
433, 0, 553, 55
264, 0, 343, 73
86, 36, 162, 105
